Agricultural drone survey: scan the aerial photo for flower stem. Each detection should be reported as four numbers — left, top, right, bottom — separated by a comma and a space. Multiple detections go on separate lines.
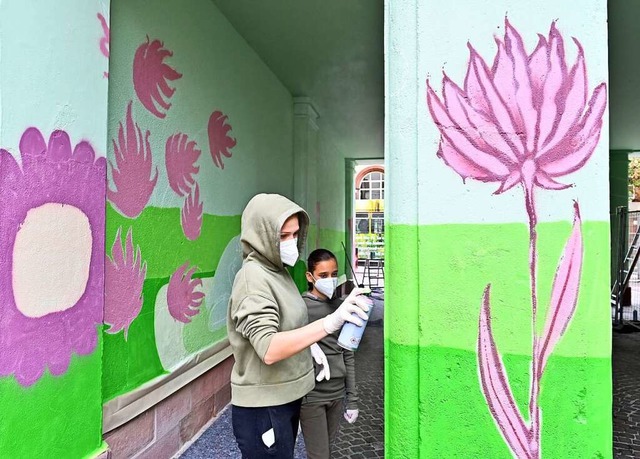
524, 184, 541, 458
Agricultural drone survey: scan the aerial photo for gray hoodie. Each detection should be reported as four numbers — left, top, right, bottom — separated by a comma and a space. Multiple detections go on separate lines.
227, 194, 315, 407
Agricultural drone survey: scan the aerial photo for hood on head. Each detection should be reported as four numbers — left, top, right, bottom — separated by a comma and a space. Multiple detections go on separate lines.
240, 193, 309, 269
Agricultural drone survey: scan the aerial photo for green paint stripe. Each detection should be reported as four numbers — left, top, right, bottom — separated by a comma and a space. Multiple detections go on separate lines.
386, 221, 610, 358
0, 346, 103, 457
106, 204, 241, 279
386, 342, 611, 458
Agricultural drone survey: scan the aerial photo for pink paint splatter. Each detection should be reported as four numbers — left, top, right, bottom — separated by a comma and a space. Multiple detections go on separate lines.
181, 183, 203, 241
165, 133, 200, 196
427, 18, 604, 458
167, 262, 205, 323
97, 13, 109, 78
105, 227, 146, 339
108, 101, 158, 218
133, 37, 182, 119
207, 111, 236, 169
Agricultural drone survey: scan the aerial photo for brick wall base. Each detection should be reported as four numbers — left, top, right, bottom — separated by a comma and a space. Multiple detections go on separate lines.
102, 356, 233, 459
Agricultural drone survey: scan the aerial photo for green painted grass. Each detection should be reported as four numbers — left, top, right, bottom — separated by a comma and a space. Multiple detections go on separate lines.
0, 341, 103, 458
387, 221, 610, 357
106, 204, 241, 278
386, 342, 611, 458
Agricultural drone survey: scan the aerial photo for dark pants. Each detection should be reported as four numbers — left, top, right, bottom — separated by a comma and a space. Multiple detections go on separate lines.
232, 399, 302, 459
299, 399, 344, 459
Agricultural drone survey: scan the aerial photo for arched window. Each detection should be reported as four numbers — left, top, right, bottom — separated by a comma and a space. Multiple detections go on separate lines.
359, 171, 385, 200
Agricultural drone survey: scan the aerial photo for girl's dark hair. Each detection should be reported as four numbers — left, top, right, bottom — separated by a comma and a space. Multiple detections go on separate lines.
306, 249, 338, 290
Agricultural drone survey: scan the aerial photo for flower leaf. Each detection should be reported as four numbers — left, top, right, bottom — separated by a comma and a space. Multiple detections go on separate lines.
478, 285, 532, 458
538, 201, 583, 374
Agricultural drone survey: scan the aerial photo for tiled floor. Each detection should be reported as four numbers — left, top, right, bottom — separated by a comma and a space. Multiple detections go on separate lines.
180, 296, 384, 459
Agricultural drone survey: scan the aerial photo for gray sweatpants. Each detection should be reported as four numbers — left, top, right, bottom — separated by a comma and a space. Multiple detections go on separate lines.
299, 399, 344, 459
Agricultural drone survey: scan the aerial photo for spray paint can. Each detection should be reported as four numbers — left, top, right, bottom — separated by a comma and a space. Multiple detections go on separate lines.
337, 290, 372, 351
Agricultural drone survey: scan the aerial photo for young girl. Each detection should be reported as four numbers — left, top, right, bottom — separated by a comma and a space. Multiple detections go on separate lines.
300, 249, 359, 459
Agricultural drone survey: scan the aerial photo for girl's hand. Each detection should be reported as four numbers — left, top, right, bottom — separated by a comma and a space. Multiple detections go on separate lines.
310, 343, 330, 381
344, 409, 359, 424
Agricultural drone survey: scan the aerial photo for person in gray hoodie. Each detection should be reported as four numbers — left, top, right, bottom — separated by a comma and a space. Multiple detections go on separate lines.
227, 194, 371, 459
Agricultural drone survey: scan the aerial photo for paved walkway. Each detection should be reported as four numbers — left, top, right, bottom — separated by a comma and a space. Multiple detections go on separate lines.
614, 329, 640, 458
180, 296, 384, 459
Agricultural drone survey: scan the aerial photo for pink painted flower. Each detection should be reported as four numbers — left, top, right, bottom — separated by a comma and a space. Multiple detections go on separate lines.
426, 19, 607, 198
0, 128, 105, 386
133, 37, 182, 119
97, 13, 109, 78
108, 101, 158, 218
165, 133, 201, 196
105, 227, 146, 339
181, 183, 203, 241
207, 111, 237, 169
167, 262, 205, 323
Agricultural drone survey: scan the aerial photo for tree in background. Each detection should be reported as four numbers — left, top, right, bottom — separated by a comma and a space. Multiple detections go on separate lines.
629, 158, 640, 202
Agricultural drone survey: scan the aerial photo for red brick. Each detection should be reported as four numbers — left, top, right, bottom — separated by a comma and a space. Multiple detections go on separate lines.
155, 384, 192, 437
136, 425, 181, 459
214, 382, 231, 415
104, 410, 154, 459
192, 356, 234, 406
179, 396, 215, 444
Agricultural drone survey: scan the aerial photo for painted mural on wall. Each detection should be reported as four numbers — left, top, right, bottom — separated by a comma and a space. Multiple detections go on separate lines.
0, 129, 105, 387
98, 12, 110, 78
426, 19, 606, 458
104, 28, 243, 399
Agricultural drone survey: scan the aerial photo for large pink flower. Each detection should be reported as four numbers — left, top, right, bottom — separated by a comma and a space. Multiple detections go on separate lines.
207, 110, 237, 169
167, 262, 205, 323
0, 128, 105, 386
165, 133, 200, 196
181, 183, 203, 241
105, 227, 146, 339
426, 19, 607, 197
108, 101, 158, 218
133, 37, 182, 119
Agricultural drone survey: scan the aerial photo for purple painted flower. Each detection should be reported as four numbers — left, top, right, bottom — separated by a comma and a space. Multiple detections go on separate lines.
167, 262, 205, 323
0, 128, 105, 386
181, 183, 203, 241
165, 133, 201, 196
426, 19, 607, 197
105, 227, 146, 339
97, 12, 109, 78
207, 111, 236, 169
133, 37, 182, 119
108, 101, 158, 218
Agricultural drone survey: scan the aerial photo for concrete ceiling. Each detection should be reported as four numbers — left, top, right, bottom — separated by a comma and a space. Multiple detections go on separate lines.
212, 0, 384, 159
214, 1, 640, 155
609, 0, 640, 151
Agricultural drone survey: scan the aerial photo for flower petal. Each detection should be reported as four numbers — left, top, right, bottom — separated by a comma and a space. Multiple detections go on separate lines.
467, 44, 525, 156
443, 75, 519, 164
478, 285, 532, 458
534, 171, 572, 190
538, 83, 607, 177
427, 83, 512, 177
538, 23, 568, 149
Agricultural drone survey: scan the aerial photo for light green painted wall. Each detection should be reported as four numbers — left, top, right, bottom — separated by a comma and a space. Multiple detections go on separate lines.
0, 1, 109, 457
386, 0, 610, 457
104, 0, 296, 401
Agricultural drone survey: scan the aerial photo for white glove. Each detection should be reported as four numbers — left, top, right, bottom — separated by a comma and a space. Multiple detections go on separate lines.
310, 343, 330, 381
344, 409, 359, 424
322, 288, 372, 334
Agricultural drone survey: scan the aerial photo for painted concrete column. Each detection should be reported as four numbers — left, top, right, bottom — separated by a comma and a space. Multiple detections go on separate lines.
0, 1, 110, 457
293, 96, 320, 228
386, 0, 610, 457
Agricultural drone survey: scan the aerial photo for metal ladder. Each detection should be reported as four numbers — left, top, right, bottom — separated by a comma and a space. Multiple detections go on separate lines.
612, 221, 640, 324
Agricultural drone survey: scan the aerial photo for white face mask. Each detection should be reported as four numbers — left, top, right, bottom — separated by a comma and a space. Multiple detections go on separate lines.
280, 238, 299, 266
313, 276, 338, 299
